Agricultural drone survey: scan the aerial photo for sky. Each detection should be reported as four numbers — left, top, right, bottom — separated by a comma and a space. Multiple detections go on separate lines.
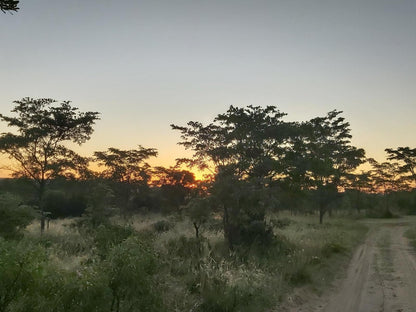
0, 0, 415, 177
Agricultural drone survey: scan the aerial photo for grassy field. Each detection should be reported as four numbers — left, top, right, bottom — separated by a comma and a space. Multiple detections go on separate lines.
3, 213, 367, 312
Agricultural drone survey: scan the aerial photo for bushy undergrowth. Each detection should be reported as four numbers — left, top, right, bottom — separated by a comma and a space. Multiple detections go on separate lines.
1, 213, 367, 312
0, 193, 36, 239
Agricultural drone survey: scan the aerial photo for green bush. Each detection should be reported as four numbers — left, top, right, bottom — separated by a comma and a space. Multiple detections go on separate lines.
92, 224, 136, 259
102, 236, 163, 312
0, 239, 46, 312
0, 193, 36, 239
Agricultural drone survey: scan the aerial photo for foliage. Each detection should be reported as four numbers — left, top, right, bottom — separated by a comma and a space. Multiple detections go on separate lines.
92, 223, 136, 259
94, 147, 157, 183
0, 193, 36, 239
152, 166, 196, 212
93, 147, 158, 216
82, 183, 115, 226
186, 197, 211, 238
102, 236, 163, 312
43, 190, 87, 218
0, 239, 46, 312
385, 146, 416, 185
295, 110, 366, 223
368, 158, 408, 193
0, 98, 99, 232
0, 0, 18, 13
172, 105, 293, 248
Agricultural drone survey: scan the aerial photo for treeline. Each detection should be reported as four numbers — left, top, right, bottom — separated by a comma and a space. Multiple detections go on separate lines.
0, 98, 415, 247
0, 98, 415, 312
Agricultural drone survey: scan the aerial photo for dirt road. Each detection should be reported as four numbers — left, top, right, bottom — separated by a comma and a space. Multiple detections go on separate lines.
293, 217, 416, 312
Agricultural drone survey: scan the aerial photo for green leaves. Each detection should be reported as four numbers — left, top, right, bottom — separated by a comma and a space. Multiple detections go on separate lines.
0, 193, 36, 239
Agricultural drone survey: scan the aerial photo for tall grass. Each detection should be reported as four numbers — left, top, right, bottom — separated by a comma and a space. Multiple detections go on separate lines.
3, 213, 367, 312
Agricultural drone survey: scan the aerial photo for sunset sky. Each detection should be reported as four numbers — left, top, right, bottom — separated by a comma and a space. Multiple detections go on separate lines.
1, 0, 415, 177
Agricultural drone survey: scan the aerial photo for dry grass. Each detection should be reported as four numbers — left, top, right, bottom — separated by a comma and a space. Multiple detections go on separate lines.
21, 213, 368, 311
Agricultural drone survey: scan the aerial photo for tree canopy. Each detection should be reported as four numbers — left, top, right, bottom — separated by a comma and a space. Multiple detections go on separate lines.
0, 98, 100, 231
94, 146, 158, 184
385, 147, 416, 185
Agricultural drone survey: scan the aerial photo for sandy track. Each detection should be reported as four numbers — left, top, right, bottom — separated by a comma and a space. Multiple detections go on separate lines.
290, 218, 416, 312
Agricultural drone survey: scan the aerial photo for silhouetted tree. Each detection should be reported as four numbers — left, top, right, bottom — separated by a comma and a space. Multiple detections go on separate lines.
172, 105, 292, 249
152, 166, 196, 212
385, 147, 416, 186
0, 98, 99, 232
368, 158, 409, 215
299, 110, 365, 223
94, 146, 158, 215
345, 171, 372, 213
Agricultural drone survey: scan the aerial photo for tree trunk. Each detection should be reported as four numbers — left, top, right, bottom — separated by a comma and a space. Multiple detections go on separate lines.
319, 204, 326, 224
193, 222, 199, 238
38, 180, 46, 234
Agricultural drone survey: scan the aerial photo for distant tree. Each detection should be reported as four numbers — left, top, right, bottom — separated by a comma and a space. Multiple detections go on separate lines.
345, 171, 372, 213
298, 110, 365, 223
0, 98, 100, 232
0, 0, 19, 13
93, 146, 158, 215
385, 147, 416, 186
368, 158, 407, 194
367, 158, 409, 216
152, 166, 196, 212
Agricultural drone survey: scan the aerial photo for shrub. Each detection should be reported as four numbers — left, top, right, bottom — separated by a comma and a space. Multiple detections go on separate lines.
240, 220, 275, 247
83, 183, 115, 227
0, 193, 36, 239
102, 236, 163, 312
43, 190, 87, 219
92, 224, 136, 259
0, 239, 46, 311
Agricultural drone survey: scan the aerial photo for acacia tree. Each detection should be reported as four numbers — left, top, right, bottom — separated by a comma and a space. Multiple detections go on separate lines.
367, 157, 410, 215
93, 146, 158, 216
385, 147, 416, 186
299, 110, 365, 223
172, 105, 293, 249
0, 98, 99, 232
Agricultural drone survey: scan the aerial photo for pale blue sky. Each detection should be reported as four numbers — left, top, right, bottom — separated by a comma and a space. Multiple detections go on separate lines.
1, 0, 415, 174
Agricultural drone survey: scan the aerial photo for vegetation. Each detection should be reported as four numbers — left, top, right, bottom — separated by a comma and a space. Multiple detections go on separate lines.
0, 98, 99, 232
1, 100, 416, 311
